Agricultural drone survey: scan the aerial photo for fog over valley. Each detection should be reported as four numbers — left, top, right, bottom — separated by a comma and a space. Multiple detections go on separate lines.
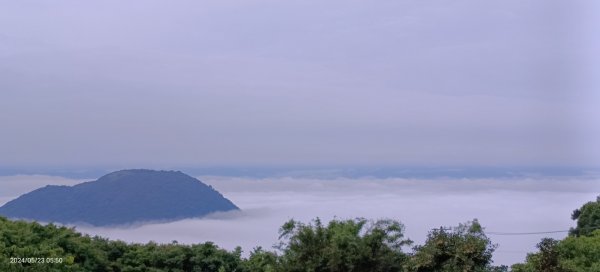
2, 174, 598, 266
1, 0, 599, 270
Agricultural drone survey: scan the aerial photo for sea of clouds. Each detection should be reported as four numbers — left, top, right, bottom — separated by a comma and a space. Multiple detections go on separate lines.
1, 175, 599, 266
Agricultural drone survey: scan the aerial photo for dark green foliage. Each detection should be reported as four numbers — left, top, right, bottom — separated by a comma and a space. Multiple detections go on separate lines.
558, 230, 600, 271
4, 203, 598, 272
0, 217, 245, 272
276, 218, 412, 272
512, 196, 600, 271
534, 238, 562, 272
242, 247, 278, 272
511, 238, 567, 272
407, 219, 497, 272
510, 232, 600, 272
570, 196, 600, 236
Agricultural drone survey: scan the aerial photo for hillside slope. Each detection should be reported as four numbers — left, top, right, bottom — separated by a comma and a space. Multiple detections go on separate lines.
0, 169, 238, 226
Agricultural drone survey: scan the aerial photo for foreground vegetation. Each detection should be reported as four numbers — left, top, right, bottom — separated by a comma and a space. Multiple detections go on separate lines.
1, 196, 599, 272
511, 196, 600, 272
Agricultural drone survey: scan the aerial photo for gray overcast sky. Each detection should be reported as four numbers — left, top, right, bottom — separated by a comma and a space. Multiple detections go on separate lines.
1, 0, 599, 168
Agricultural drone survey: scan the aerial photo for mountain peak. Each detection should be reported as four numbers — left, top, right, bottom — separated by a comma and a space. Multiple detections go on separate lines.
0, 170, 238, 226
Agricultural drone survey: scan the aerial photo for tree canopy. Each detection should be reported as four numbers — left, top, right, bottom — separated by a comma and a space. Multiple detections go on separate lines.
3, 195, 600, 271
275, 218, 412, 272
408, 220, 498, 272
570, 196, 600, 237
512, 195, 600, 272
1, 216, 508, 272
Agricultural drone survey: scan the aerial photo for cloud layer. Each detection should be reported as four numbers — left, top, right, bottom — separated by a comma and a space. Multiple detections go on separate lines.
1, 0, 599, 167
2, 175, 598, 266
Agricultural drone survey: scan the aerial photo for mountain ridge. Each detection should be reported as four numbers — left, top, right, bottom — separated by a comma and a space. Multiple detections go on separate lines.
0, 169, 239, 226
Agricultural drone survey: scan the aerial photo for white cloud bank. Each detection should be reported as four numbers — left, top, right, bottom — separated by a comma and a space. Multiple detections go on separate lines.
1, 175, 599, 266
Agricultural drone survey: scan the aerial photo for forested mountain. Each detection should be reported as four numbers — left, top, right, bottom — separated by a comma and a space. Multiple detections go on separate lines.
0, 169, 238, 226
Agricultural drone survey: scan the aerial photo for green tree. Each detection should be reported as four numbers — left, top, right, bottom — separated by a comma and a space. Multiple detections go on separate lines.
0, 216, 246, 272
511, 238, 567, 272
511, 231, 600, 272
512, 196, 600, 272
570, 195, 600, 236
408, 219, 497, 272
558, 230, 600, 271
276, 217, 412, 272
243, 247, 278, 272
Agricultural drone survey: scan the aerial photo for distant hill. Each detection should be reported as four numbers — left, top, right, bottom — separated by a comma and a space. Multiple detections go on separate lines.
0, 169, 239, 226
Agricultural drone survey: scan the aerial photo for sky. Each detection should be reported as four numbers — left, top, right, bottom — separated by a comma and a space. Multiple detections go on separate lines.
1, 174, 599, 266
2, 2, 600, 267
1, 0, 599, 168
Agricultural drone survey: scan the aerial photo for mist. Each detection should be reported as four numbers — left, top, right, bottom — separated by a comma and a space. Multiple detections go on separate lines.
2, 174, 598, 266
2, 0, 599, 269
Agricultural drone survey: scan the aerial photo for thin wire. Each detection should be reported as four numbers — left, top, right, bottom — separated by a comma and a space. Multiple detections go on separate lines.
487, 230, 568, 236
486, 225, 600, 236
